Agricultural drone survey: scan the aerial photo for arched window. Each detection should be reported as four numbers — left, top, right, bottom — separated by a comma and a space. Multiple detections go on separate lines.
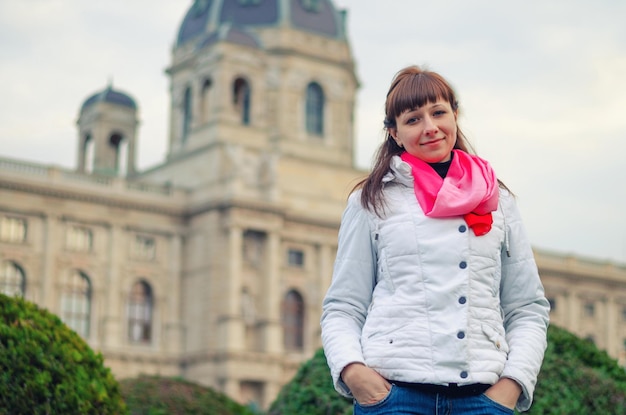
282, 290, 304, 351
305, 82, 324, 136
200, 78, 212, 124
83, 133, 94, 173
109, 132, 127, 176
60, 270, 91, 338
233, 77, 251, 125
0, 260, 26, 296
127, 280, 153, 343
182, 86, 193, 142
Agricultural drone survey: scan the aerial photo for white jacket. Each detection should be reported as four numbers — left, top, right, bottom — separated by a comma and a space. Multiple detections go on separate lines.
321, 156, 550, 412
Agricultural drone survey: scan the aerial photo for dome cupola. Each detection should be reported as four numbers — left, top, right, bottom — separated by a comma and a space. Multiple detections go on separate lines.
80, 84, 137, 113
76, 83, 139, 177
176, 0, 347, 48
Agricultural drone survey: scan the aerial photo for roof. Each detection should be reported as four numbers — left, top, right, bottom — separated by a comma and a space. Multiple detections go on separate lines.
176, 0, 346, 47
81, 85, 137, 111
196, 24, 262, 50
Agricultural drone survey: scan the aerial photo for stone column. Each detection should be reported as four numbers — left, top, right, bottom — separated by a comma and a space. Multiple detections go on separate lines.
314, 242, 334, 351
262, 231, 282, 353
41, 215, 60, 310
102, 224, 123, 348
264, 381, 282, 411
217, 226, 245, 352
566, 289, 580, 334
125, 129, 137, 176
606, 295, 618, 357
223, 378, 241, 406
597, 296, 608, 350
554, 291, 567, 327
76, 133, 86, 173
319, 243, 334, 294
164, 233, 184, 354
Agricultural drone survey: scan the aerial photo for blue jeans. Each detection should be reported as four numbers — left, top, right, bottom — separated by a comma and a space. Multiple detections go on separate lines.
353, 384, 514, 415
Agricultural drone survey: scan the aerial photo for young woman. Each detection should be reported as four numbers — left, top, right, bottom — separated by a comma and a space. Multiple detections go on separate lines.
321, 66, 550, 415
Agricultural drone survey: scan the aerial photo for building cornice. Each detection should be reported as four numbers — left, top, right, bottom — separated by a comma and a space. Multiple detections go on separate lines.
181, 349, 307, 369
186, 198, 340, 231
535, 247, 626, 285
0, 179, 187, 216
0, 159, 189, 216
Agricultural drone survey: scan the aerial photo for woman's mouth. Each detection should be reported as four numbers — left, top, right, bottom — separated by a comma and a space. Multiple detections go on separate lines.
421, 137, 444, 146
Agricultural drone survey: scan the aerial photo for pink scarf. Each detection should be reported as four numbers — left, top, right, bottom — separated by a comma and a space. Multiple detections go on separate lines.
400, 150, 499, 236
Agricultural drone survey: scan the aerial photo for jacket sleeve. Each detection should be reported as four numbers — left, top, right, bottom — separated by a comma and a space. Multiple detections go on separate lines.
320, 192, 377, 397
498, 191, 550, 412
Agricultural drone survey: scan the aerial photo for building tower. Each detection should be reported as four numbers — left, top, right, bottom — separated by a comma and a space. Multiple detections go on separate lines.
136, 0, 361, 408
76, 84, 139, 177
142, 0, 358, 186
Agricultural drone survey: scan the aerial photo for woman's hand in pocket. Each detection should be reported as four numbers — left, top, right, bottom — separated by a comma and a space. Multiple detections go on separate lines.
484, 377, 522, 410
341, 363, 391, 405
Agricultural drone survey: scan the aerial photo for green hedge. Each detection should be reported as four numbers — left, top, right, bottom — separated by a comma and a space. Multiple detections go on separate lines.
527, 325, 626, 414
268, 348, 351, 415
0, 293, 126, 414
120, 375, 259, 415
5, 290, 624, 415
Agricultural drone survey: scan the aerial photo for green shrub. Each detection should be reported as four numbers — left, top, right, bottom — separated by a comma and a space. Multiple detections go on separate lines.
527, 325, 626, 414
267, 348, 351, 415
120, 375, 259, 415
269, 326, 626, 415
0, 293, 126, 414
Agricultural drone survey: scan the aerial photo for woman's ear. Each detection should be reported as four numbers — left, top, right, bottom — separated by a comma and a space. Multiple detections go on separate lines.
388, 128, 397, 140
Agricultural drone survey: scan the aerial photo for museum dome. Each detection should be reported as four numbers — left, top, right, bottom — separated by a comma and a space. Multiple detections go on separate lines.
176, 0, 346, 47
80, 84, 137, 112
195, 24, 262, 50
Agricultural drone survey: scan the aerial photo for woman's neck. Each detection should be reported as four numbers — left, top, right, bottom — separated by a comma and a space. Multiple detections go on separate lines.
428, 152, 454, 178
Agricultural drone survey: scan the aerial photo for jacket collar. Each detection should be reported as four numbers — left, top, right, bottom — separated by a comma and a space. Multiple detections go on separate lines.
383, 155, 414, 187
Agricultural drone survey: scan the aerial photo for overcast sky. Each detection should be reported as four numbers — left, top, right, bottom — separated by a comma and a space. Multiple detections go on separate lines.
1, 0, 625, 264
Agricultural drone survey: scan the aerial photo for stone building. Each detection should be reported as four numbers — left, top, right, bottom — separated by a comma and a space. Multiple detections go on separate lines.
0, 0, 624, 410
536, 249, 626, 367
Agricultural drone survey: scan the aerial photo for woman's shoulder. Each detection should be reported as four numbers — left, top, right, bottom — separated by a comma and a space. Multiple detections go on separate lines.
344, 190, 366, 215
498, 186, 524, 222
339, 190, 377, 233
498, 186, 515, 203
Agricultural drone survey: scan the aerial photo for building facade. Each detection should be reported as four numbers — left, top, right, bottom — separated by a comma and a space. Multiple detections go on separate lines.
536, 249, 626, 367
0, 0, 624, 410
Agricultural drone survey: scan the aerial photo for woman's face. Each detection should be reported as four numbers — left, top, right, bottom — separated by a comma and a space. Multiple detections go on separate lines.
390, 98, 457, 163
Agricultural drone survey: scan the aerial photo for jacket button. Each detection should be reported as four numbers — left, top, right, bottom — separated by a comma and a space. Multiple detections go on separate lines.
460, 371, 468, 379
458, 225, 467, 233
459, 261, 467, 269
457, 331, 465, 339
458, 296, 467, 304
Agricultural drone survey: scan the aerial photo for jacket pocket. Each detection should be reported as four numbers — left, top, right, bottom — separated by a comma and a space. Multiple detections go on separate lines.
481, 323, 509, 353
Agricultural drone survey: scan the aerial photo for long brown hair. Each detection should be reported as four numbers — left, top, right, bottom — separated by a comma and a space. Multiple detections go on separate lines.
353, 65, 506, 216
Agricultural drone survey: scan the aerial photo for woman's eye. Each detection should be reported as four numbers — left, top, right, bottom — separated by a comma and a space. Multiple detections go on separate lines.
433, 110, 446, 116
407, 117, 419, 124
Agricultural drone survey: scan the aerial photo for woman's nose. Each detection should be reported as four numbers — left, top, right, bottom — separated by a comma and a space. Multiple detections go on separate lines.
423, 117, 438, 135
